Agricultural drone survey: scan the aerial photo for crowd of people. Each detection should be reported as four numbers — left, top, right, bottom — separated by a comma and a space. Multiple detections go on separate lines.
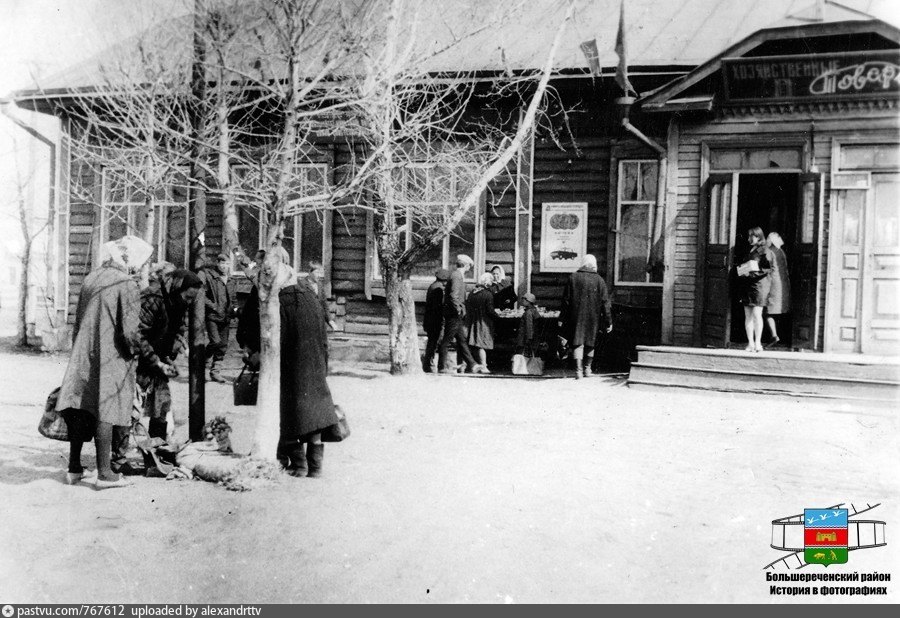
53, 237, 339, 488
422, 253, 613, 379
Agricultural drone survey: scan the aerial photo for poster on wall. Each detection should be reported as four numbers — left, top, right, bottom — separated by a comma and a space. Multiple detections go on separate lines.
539, 202, 588, 272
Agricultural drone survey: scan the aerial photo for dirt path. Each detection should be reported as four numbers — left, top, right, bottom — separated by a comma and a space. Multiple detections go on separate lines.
0, 351, 897, 603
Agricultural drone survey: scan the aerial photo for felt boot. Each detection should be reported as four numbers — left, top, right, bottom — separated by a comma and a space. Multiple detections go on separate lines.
306, 443, 324, 478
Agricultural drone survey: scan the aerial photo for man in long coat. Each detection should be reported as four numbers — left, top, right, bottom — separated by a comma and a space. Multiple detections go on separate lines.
56, 261, 141, 485
560, 254, 613, 378
200, 254, 234, 382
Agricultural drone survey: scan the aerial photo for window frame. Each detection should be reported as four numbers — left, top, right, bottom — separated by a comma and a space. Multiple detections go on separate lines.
370, 162, 486, 284
231, 163, 331, 277
99, 167, 189, 267
614, 158, 662, 287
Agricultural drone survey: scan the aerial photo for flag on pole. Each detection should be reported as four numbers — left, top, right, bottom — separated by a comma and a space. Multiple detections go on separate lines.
579, 39, 601, 77
615, 0, 636, 96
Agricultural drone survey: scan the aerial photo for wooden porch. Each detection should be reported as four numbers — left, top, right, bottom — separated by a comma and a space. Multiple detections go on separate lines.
628, 345, 900, 402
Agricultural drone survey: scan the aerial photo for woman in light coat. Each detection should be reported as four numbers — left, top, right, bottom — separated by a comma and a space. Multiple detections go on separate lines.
764, 232, 791, 348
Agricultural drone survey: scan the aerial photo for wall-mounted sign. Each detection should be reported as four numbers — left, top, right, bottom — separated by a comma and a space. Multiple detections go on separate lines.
722, 50, 900, 103
539, 202, 588, 273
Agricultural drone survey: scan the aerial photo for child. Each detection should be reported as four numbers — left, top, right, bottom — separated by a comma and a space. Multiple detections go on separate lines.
516, 293, 541, 358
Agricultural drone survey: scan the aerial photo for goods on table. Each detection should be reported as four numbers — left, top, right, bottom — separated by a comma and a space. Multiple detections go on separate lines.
496, 307, 560, 319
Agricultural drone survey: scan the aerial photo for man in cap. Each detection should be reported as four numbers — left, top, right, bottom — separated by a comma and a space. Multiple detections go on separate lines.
422, 267, 450, 373
438, 255, 478, 373
200, 253, 235, 382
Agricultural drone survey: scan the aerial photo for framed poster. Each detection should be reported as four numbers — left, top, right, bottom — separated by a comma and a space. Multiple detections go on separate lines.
539, 202, 588, 272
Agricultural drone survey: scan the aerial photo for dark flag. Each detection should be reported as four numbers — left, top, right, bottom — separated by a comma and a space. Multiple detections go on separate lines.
615, 0, 636, 96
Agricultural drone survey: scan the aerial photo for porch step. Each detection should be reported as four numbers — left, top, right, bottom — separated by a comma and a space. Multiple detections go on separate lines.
628, 346, 900, 401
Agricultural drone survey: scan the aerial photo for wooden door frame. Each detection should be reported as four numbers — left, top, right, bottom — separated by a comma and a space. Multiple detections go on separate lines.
824, 138, 900, 354
694, 139, 808, 347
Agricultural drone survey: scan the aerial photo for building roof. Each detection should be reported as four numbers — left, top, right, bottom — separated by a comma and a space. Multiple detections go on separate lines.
13, 0, 899, 101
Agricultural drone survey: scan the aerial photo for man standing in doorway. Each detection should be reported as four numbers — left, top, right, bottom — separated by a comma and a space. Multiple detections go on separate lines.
201, 253, 234, 383
438, 254, 478, 374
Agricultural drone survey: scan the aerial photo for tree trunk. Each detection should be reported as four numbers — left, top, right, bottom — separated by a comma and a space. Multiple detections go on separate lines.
251, 259, 283, 461
383, 266, 421, 375
16, 244, 30, 347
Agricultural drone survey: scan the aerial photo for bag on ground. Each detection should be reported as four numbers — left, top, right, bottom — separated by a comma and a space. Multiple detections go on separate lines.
512, 353, 544, 376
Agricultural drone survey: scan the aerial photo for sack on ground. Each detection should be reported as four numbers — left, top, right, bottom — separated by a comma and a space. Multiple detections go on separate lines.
512, 353, 544, 376
321, 404, 351, 442
233, 367, 258, 406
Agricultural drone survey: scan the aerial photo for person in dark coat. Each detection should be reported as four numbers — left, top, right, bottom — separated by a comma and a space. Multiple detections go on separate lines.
56, 257, 142, 488
516, 292, 541, 358
764, 232, 791, 349
738, 226, 774, 352
134, 269, 203, 441
438, 254, 478, 374
200, 254, 234, 382
560, 254, 612, 379
302, 260, 337, 330
277, 283, 341, 477
488, 265, 517, 311
422, 268, 449, 373
465, 272, 496, 374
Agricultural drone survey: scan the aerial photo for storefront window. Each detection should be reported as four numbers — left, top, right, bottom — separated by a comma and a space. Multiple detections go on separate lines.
616, 160, 661, 285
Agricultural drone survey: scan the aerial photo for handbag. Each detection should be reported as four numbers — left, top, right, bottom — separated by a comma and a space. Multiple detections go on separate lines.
38, 387, 69, 441
511, 353, 544, 376
321, 404, 351, 443
39, 387, 94, 442
233, 366, 259, 406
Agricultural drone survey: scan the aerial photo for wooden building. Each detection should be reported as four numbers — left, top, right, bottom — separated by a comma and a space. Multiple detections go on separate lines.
11, 2, 900, 374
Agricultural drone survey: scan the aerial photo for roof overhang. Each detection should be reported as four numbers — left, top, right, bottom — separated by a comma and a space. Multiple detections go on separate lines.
640, 18, 900, 112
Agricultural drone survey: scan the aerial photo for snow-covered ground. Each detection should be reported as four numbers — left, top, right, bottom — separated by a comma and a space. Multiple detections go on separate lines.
0, 350, 897, 603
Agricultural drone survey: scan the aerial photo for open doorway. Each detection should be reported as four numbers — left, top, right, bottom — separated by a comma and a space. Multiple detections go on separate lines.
730, 173, 798, 347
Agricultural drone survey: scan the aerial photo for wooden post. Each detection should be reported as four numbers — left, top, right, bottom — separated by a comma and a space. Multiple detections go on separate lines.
188, 0, 207, 442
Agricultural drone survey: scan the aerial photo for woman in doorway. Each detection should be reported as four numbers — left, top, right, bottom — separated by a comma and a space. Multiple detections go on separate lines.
738, 227, 774, 352
764, 232, 791, 349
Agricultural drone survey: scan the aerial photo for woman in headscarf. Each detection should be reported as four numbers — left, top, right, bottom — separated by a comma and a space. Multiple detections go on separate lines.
465, 272, 496, 374
488, 265, 517, 312
560, 254, 612, 379
56, 238, 148, 488
764, 232, 791, 349
134, 268, 203, 441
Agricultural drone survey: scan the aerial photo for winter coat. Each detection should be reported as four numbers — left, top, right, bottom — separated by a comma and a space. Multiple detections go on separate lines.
489, 278, 517, 311
561, 267, 612, 347
424, 279, 445, 336
236, 286, 261, 353
56, 265, 140, 426
739, 244, 774, 307
465, 286, 495, 350
443, 268, 467, 318
200, 268, 233, 324
134, 285, 190, 374
517, 305, 541, 350
279, 284, 340, 441
765, 246, 791, 315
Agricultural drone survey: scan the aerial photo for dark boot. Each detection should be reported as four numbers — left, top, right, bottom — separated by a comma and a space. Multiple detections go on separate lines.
288, 442, 308, 478
306, 443, 324, 478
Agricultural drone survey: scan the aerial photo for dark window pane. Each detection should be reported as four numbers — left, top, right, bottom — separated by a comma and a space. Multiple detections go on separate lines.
448, 207, 477, 280
237, 204, 261, 258
299, 211, 324, 270
165, 205, 187, 267
618, 203, 649, 282
621, 162, 638, 201
640, 162, 658, 201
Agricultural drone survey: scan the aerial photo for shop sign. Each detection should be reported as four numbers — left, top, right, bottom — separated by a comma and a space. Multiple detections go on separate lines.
539, 202, 588, 273
723, 50, 900, 103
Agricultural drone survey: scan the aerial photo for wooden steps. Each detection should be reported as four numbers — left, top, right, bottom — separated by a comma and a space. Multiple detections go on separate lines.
628, 346, 900, 401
